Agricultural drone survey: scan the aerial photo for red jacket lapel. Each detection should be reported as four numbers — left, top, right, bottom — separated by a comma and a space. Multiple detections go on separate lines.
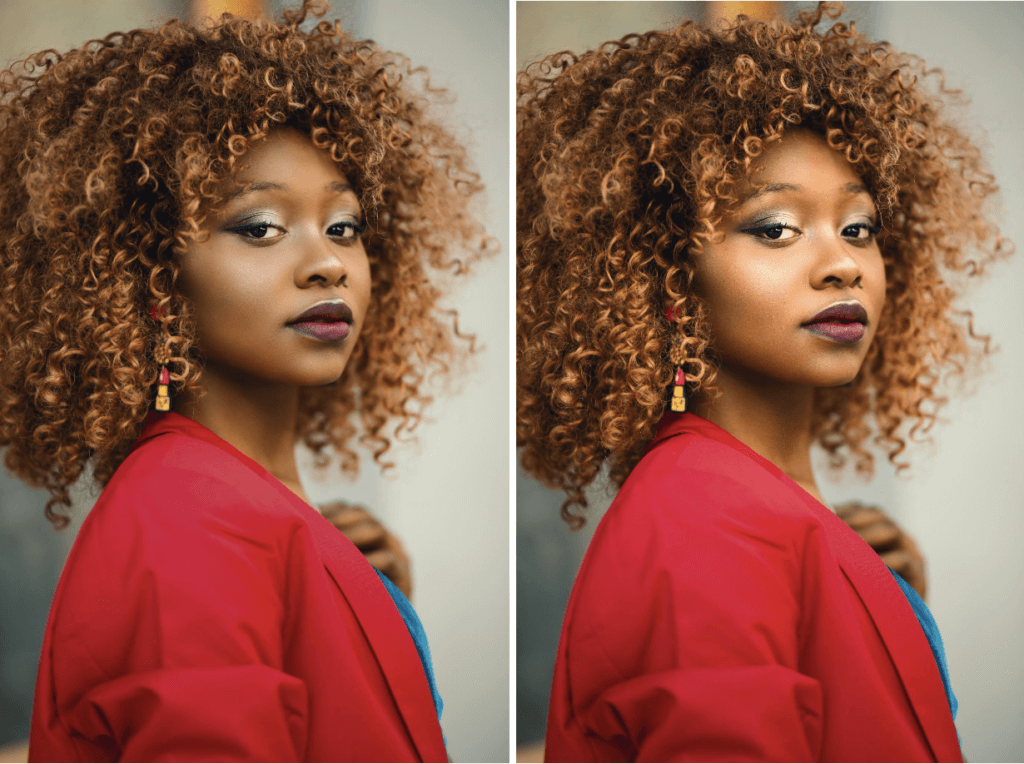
131, 412, 447, 762
804, 497, 962, 762
650, 412, 962, 762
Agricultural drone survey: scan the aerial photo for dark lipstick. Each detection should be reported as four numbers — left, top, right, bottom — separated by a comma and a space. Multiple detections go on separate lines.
802, 301, 867, 343
288, 300, 354, 342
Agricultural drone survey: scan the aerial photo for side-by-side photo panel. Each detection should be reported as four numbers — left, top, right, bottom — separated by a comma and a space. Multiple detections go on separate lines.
0, 0, 508, 762
516, 2, 1023, 762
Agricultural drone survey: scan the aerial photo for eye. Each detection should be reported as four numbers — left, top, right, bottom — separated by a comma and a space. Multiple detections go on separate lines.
842, 222, 882, 242
226, 220, 285, 242
741, 222, 800, 242
328, 219, 366, 244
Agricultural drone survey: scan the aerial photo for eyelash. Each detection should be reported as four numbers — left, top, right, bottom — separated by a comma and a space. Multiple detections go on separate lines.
226, 220, 367, 244
742, 221, 881, 243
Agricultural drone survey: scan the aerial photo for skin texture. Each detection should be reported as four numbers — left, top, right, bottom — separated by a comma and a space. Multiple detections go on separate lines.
691, 129, 885, 504
175, 128, 371, 504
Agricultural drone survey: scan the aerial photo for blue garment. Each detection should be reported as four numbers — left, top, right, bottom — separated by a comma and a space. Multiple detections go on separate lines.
373, 568, 444, 722
889, 568, 958, 724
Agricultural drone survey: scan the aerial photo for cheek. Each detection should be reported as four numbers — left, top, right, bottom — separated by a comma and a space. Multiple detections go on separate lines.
699, 256, 792, 347
860, 251, 887, 334
180, 257, 277, 352
196, 271, 261, 323
869, 253, 887, 303
354, 257, 372, 303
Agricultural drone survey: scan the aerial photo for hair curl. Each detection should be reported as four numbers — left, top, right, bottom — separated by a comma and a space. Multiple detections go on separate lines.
0, 0, 493, 528
517, 2, 1011, 527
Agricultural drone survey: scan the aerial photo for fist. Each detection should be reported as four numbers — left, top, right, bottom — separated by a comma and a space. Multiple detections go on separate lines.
834, 501, 927, 600
319, 501, 413, 601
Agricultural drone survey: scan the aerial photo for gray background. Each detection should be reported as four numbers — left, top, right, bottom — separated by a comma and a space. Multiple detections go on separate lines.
0, 0, 509, 761
516, 3, 1024, 762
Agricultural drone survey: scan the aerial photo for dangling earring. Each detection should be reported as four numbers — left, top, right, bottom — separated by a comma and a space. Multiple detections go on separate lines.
148, 303, 172, 412
154, 345, 171, 412
669, 344, 687, 413
666, 304, 687, 413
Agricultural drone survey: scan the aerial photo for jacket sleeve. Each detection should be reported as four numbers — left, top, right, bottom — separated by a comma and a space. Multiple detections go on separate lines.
49, 467, 311, 762
566, 465, 826, 762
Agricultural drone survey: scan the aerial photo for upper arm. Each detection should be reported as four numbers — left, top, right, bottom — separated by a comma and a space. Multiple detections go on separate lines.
50, 466, 312, 761
566, 464, 824, 761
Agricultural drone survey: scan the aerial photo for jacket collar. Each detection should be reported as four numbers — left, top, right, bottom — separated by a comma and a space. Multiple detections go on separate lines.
132, 412, 448, 762
649, 412, 962, 762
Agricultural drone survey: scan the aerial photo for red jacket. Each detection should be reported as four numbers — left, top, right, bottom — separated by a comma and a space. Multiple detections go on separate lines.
29, 412, 446, 762
545, 413, 961, 762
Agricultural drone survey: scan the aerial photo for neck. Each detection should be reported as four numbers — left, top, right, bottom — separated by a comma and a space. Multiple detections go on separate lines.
691, 363, 824, 504
173, 362, 308, 501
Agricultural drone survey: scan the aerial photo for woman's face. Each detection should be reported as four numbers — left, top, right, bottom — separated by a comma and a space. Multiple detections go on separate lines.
177, 128, 372, 389
692, 129, 886, 389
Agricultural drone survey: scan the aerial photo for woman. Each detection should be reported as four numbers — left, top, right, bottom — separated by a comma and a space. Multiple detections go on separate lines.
517, 3, 1009, 761
0, 1, 491, 760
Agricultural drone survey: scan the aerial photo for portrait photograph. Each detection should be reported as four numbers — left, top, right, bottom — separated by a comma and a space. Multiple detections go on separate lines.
516, 2, 1024, 762
0, 0, 508, 761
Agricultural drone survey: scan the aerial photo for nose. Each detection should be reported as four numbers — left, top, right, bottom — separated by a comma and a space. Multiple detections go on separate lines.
811, 236, 863, 290
294, 234, 348, 288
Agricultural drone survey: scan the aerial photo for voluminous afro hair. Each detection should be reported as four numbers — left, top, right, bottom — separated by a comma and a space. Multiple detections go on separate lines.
0, 0, 492, 527
517, 2, 1011, 527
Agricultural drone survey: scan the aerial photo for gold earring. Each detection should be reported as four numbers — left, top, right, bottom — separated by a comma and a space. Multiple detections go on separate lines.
668, 321, 687, 413
154, 346, 171, 412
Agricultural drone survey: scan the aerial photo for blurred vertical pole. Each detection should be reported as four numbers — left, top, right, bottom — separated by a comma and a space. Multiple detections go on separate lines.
706, 1, 781, 21
190, 0, 267, 22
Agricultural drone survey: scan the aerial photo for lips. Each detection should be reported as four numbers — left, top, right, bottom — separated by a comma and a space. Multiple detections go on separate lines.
806, 302, 868, 325
288, 300, 354, 342
291, 300, 353, 324
802, 301, 867, 343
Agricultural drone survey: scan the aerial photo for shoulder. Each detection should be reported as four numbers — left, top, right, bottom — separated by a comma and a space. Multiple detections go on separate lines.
50, 431, 317, 654
60, 430, 313, 608
601, 428, 821, 551
568, 427, 830, 632
562, 428, 832, 680
94, 429, 301, 538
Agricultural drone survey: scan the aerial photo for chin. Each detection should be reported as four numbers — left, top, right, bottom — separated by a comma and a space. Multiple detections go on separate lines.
294, 367, 348, 388
801, 360, 867, 389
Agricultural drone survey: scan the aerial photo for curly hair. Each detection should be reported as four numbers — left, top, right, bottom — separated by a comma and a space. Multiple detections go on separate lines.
517, 2, 1011, 527
0, 0, 492, 528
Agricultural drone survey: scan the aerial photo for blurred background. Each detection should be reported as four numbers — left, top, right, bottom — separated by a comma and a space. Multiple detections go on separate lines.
0, 0, 508, 761
516, 2, 1024, 762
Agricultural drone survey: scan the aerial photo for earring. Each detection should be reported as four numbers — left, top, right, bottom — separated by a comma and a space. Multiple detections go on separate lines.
147, 303, 172, 412
154, 346, 171, 412
667, 307, 686, 413
669, 352, 686, 412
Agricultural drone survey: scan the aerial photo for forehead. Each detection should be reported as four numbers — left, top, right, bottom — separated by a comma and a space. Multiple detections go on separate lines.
230, 128, 353, 188
742, 129, 868, 194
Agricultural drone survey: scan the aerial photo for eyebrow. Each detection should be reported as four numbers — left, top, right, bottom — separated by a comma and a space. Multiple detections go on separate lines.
226, 180, 354, 201
741, 181, 870, 203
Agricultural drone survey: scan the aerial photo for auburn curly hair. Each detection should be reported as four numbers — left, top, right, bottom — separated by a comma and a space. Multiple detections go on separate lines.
517, 2, 1011, 527
0, 0, 492, 528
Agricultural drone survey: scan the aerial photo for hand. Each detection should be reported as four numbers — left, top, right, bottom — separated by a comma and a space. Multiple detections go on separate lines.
319, 501, 413, 601
834, 501, 927, 600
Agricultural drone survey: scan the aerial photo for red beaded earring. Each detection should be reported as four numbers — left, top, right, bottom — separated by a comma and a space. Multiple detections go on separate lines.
148, 304, 171, 412
666, 305, 686, 413
154, 346, 171, 412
